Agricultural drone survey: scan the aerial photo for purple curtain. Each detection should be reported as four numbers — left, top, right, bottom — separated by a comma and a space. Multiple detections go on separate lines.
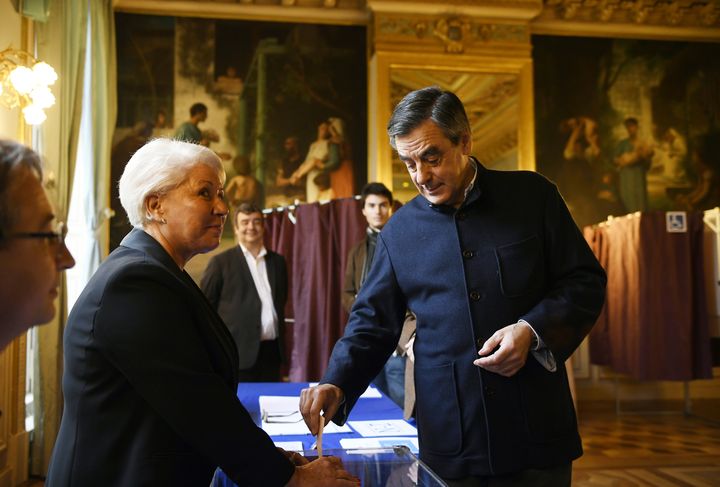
264, 198, 366, 381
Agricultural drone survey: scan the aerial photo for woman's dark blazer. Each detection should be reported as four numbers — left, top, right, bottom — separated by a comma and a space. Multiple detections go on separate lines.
46, 229, 294, 487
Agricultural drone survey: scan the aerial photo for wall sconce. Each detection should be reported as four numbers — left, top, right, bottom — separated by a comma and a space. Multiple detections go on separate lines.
0, 46, 57, 125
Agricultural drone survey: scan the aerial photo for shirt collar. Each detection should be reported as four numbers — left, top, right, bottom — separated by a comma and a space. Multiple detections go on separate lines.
239, 242, 267, 259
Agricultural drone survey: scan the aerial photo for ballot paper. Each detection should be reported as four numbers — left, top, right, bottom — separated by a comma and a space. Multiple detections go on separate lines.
347, 420, 418, 437
307, 383, 382, 399
339, 437, 419, 453
273, 441, 304, 452
258, 395, 352, 436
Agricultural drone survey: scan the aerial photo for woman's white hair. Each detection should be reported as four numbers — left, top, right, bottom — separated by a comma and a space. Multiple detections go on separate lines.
119, 138, 225, 228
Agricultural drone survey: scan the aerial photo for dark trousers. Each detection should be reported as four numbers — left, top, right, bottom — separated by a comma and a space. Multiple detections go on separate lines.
443, 463, 571, 487
237, 340, 282, 382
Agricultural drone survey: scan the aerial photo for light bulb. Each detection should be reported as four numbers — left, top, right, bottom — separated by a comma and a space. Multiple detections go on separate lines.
32, 61, 58, 86
9, 66, 35, 95
30, 86, 55, 109
23, 104, 47, 125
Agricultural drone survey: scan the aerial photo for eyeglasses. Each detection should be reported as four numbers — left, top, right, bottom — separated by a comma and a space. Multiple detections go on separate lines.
11, 221, 67, 248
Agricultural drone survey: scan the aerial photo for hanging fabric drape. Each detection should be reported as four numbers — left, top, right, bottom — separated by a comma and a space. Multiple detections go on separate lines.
264, 198, 366, 381
30, 0, 116, 475
584, 212, 713, 381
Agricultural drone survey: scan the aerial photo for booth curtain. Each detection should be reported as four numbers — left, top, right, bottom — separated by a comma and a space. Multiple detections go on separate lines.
264, 198, 366, 381
584, 211, 713, 381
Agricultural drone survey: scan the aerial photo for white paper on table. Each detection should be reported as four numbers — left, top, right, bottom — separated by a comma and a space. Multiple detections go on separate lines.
274, 441, 304, 452
339, 437, 419, 453
259, 396, 303, 423
347, 420, 418, 437
307, 383, 382, 399
261, 418, 352, 436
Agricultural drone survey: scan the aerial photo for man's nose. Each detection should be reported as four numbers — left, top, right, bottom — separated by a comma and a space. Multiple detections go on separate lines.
415, 164, 432, 185
58, 244, 76, 270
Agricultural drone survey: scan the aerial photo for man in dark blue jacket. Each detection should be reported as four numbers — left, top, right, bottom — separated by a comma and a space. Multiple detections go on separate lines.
301, 87, 607, 486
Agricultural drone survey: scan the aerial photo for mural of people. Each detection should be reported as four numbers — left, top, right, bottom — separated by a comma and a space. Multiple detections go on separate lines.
226, 155, 263, 208
275, 136, 305, 203
654, 127, 689, 185
327, 117, 355, 199
674, 133, 720, 211
174, 102, 207, 144
291, 121, 331, 203
614, 117, 654, 213
215, 65, 244, 95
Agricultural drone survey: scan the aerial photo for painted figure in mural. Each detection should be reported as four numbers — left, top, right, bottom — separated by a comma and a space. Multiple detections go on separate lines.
226, 155, 263, 208
327, 117, 355, 199
275, 136, 305, 203
559, 117, 602, 220
614, 117, 654, 213
174, 102, 208, 144
300, 87, 606, 487
152, 108, 173, 138
290, 121, 331, 203
0, 140, 75, 351
675, 133, 720, 211
215, 65, 244, 96
654, 127, 689, 185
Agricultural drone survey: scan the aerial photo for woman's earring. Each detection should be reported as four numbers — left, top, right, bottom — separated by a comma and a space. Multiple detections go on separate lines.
160, 217, 167, 224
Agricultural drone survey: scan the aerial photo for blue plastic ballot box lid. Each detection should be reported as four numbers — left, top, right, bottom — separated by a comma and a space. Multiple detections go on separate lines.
211, 446, 447, 487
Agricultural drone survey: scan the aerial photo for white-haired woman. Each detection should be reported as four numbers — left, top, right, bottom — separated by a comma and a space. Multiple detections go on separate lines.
46, 139, 358, 487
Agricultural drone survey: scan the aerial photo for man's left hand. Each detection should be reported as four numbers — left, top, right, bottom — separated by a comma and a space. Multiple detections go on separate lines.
473, 322, 533, 377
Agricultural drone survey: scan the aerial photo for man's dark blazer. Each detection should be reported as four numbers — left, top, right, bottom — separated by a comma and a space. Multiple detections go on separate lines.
200, 245, 288, 370
322, 160, 607, 479
46, 229, 294, 487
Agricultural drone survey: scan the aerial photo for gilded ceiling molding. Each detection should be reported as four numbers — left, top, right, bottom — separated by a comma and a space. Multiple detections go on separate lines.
375, 13, 529, 54
367, 0, 543, 20
533, 0, 720, 40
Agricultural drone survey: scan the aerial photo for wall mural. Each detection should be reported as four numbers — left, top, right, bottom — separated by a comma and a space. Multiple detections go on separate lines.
533, 35, 720, 228
112, 13, 367, 248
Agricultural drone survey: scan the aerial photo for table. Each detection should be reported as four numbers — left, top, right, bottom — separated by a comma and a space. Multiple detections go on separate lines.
236, 382, 415, 450
212, 382, 443, 487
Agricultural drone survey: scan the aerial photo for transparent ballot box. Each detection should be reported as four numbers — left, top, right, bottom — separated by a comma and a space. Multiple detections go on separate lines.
211, 445, 447, 487
309, 446, 447, 487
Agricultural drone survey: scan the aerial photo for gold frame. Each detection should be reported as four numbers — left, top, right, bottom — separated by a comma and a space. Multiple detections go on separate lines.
370, 50, 535, 195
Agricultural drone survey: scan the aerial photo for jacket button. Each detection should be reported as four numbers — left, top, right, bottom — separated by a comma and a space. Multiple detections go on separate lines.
462, 250, 474, 259
476, 337, 485, 348
484, 385, 496, 397
469, 290, 484, 301
456, 212, 466, 220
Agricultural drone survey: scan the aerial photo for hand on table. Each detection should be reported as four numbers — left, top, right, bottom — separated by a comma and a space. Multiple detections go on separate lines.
299, 384, 344, 436
473, 322, 533, 377
286, 455, 359, 486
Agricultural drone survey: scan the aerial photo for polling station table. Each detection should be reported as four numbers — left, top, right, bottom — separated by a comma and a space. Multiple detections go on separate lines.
211, 382, 446, 487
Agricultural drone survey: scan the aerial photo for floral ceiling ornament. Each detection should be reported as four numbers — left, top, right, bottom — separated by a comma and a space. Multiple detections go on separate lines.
0, 46, 58, 125
432, 17, 471, 53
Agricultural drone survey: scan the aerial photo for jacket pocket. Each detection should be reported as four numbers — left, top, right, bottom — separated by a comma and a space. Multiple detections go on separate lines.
414, 362, 462, 455
494, 235, 542, 298
518, 362, 576, 441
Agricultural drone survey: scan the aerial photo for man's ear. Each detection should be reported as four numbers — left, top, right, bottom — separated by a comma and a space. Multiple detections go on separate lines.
461, 133, 472, 155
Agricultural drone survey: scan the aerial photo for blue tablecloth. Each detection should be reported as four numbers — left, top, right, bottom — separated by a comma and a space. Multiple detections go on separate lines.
212, 382, 421, 487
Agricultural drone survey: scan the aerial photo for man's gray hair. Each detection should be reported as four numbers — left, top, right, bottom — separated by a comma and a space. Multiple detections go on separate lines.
0, 140, 43, 244
119, 138, 224, 228
387, 86, 471, 149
